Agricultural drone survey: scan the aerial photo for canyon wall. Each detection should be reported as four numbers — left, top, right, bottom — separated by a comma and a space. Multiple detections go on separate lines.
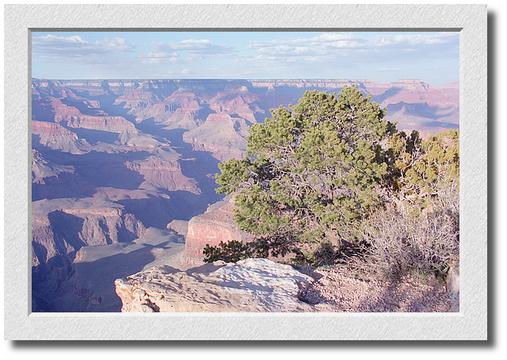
31, 78, 459, 311
184, 199, 253, 257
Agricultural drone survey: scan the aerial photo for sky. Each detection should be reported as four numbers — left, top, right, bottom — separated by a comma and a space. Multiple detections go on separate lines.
31, 31, 459, 85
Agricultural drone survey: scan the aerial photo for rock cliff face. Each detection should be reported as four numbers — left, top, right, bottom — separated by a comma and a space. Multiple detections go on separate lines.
131, 90, 207, 130
32, 120, 89, 154
58, 113, 138, 134
208, 87, 263, 123
185, 199, 252, 257
31, 78, 459, 312
31, 197, 147, 311
32, 198, 146, 267
115, 258, 314, 312
183, 112, 250, 161
112, 81, 180, 123
125, 150, 199, 193
49, 97, 137, 134
34, 228, 185, 312
167, 219, 189, 237
32, 149, 74, 184
34, 78, 459, 134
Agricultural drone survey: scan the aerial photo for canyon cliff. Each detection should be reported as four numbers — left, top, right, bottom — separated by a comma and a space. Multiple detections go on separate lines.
31, 78, 459, 312
184, 199, 252, 257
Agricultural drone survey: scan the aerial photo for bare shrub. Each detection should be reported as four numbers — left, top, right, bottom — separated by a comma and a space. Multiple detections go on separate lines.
355, 184, 459, 280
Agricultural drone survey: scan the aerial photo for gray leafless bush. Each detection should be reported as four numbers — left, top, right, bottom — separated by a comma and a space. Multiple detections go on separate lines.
355, 183, 459, 280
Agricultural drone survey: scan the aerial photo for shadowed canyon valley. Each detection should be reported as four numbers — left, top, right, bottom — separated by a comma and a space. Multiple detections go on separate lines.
31, 78, 459, 311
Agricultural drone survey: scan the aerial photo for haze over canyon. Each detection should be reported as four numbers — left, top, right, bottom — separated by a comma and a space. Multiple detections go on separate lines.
31, 78, 458, 311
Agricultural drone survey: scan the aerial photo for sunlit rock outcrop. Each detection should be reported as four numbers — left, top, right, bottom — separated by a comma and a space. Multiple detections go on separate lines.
115, 258, 314, 312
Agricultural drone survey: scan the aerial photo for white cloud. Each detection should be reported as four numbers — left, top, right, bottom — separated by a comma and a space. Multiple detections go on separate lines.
32, 32, 458, 82
141, 51, 178, 64
170, 39, 214, 50
96, 37, 131, 51
32, 34, 133, 58
165, 38, 232, 54
248, 32, 458, 63
374, 33, 457, 47
141, 38, 233, 64
164, 68, 194, 77
35, 34, 87, 44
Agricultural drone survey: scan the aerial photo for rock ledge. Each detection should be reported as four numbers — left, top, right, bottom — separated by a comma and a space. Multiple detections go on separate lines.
115, 258, 315, 312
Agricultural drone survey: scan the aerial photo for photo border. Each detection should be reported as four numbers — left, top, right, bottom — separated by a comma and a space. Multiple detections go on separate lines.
4, 4, 487, 340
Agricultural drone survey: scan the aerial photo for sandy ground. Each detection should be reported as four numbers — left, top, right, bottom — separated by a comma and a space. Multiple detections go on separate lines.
303, 266, 455, 312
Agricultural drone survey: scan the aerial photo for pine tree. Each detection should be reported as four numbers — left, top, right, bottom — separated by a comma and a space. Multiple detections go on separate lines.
211, 87, 459, 264
216, 87, 395, 256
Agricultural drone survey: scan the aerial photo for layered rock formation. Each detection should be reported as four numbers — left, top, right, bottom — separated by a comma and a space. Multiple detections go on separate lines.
32, 120, 89, 154
115, 258, 314, 312
208, 87, 263, 123
182, 113, 250, 160
32, 198, 146, 267
31, 78, 460, 312
31, 197, 147, 311
140, 90, 207, 130
35, 95, 138, 135
34, 228, 185, 312
124, 149, 199, 193
185, 199, 252, 257
112, 80, 179, 123
32, 149, 74, 184
57, 113, 138, 135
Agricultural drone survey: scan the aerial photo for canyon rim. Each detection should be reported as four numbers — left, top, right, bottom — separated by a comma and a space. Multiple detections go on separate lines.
31, 31, 460, 312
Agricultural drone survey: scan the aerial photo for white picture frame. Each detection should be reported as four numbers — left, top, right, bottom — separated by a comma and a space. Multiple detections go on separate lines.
4, 4, 487, 341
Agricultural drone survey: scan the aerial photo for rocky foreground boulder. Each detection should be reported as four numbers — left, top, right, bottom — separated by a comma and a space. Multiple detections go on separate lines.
115, 258, 315, 312
114, 257, 457, 313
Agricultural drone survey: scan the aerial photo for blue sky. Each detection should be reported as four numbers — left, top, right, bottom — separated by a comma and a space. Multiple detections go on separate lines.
31, 31, 459, 85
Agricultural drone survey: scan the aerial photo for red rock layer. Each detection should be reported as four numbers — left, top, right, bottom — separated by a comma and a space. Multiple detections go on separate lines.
32, 120, 86, 153
125, 155, 199, 193
185, 199, 252, 257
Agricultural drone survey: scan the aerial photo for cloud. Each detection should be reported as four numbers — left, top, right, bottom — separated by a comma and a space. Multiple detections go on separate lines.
32, 32, 458, 83
32, 34, 133, 58
249, 32, 458, 63
160, 38, 232, 55
141, 51, 178, 64
373, 33, 457, 47
141, 38, 232, 64
250, 33, 366, 60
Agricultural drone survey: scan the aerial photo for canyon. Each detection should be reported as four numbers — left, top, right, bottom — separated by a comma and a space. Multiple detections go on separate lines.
31, 78, 459, 311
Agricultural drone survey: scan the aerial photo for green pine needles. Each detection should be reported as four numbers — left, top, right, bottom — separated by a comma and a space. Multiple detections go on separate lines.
208, 87, 459, 267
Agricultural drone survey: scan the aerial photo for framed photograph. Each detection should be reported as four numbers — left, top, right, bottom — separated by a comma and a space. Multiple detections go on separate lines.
4, 4, 487, 340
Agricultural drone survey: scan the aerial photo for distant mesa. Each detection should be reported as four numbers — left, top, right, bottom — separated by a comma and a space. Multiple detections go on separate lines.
31, 77, 459, 312
182, 112, 250, 161
32, 120, 89, 154
125, 149, 199, 193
